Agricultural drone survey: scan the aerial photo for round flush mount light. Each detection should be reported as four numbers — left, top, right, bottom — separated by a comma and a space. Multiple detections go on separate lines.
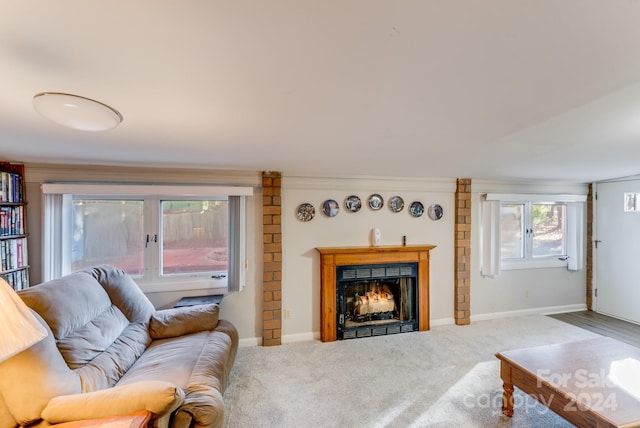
33, 92, 123, 132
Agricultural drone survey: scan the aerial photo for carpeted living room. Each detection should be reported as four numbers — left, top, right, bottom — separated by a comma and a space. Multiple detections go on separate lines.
4, 2, 640, 428
224, 315, 601, 427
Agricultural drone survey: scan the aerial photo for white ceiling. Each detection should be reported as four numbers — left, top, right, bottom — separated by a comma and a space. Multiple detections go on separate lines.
3, 1, 640, 183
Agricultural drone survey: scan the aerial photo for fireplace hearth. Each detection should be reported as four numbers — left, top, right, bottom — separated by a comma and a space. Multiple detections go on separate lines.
316, 245, 436, 342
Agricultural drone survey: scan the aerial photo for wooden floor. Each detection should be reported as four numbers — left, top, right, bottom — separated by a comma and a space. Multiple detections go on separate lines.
548, 310, 640, 348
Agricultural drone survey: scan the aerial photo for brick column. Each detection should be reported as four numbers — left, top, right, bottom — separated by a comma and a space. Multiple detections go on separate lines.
586, 184, 593, 310
262, 172, 282, 346
454, 178, 471, 325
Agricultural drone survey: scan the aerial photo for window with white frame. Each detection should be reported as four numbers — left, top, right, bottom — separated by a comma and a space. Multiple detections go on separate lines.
481, 193, 586, 276
41, 183, 252, 293
500, 201, 567, 266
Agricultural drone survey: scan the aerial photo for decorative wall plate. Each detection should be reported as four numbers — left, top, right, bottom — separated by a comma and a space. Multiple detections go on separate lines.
322, 199, 339, 217
388, 196, 404, 213
344, 195, 362, 212
368, 194, 384, 210
428, 203, 444, 220
410, 201, 424, 217
297, 203, 315, 222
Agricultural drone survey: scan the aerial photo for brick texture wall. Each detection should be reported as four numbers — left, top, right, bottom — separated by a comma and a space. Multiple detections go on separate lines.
586, 183, 593, 310
262, 172, 282, 346
454, 178, 471, 325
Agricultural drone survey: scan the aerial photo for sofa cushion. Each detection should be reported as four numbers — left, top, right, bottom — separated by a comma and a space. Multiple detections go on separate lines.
119, 322, 237, 428
81, 265, 155, 324
176, 327, 235, 427
42, 381, 184, 423
75, 323, 151, 390
47, 410, 151, 428
19, 272, 113, 340
149, 303, 220, 339
58, 305, 130, 369
118, 331, 212, 388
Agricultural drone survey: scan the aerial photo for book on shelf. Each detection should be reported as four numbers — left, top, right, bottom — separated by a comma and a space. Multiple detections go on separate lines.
1, 268, 29, 291
9, 239, 17, 270
0, 162, 28, 291
0, 237, 27, 272
16, 238, 23, 267
0, 206, 26, 236
0, 172, 23, 203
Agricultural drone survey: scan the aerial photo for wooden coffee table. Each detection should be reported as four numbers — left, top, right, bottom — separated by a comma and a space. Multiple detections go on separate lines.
496, 336, 640, 427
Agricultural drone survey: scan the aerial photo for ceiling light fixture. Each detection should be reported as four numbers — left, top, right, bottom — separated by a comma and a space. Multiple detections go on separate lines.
33, 92, 123, 132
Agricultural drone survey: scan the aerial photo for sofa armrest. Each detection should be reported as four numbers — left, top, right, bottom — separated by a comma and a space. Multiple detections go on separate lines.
149, 303, 219, 339
48, 410, 151, 428
41, 381, 184, 424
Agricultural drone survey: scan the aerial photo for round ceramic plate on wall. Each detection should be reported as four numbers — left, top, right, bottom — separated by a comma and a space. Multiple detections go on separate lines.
322, 199, 339, 217
410, 201, 424, 217
388, 196, 404, 213
297, 203, 315, 221
368, 194, 383, 210
344, 195, 362, 212
428, 203, 443, 220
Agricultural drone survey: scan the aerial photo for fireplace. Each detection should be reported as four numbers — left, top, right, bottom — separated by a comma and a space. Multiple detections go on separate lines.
337, 262, 417, 339
316, 245, 436, 342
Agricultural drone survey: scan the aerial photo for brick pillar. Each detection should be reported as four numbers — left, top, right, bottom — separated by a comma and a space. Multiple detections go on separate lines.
454, 178, 471, 325
586, 183, 593, 311
262, 172, 282, 346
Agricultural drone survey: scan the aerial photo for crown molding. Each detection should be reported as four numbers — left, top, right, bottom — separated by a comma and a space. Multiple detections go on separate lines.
282, 175, 456, 193
24, 163, 261, 187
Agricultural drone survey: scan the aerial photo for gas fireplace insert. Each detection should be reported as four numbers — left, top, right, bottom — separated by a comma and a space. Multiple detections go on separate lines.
337, 263, 417, 340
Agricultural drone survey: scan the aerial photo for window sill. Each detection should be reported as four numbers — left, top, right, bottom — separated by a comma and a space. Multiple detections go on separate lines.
501, 259, 568, 271
135, 276, 229, 294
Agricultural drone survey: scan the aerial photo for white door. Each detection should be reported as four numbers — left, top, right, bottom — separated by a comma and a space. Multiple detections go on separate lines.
595, 180, 640, 323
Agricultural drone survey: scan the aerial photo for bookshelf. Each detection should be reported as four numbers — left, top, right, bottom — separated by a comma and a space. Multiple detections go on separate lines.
0, 163, 28, 290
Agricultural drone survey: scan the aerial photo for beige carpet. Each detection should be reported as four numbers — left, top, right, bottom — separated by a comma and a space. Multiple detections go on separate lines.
224, 315, 601, 427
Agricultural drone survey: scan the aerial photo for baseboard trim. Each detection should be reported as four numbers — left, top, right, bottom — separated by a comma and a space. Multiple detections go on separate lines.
239, 304, 588, 346
239, 337, 262, 347
282, 332, 319, 343
431, 317, 455, 326
470, 304, 587, 322
239, 332, 319, 347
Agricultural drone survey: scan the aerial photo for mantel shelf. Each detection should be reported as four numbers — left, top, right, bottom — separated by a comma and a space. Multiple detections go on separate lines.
316, 245, 437, 256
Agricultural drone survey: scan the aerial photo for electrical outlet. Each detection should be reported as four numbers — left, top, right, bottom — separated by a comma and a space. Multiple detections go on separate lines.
525, 289, 529, 298
284, 309, 291, 320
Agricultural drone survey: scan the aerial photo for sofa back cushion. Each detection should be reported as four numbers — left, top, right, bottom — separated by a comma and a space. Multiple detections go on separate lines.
20, 272, 118, 357
81, 265, 156, 324
18, 265, 156, 390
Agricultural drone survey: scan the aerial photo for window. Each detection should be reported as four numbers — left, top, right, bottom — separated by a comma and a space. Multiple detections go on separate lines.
72, 199, 145, 275
42, 184, 252, 293
481, 193, 586, 276
500, 202, 567, 267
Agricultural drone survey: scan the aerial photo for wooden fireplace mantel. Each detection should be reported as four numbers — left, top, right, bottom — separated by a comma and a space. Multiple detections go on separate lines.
316, 245, 436, 342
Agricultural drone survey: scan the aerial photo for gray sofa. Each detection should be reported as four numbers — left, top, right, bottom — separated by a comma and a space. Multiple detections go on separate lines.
0, 265, 238, 428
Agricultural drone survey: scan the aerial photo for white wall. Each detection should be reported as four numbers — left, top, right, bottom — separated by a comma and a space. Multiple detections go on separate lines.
470, 180, 589, 320
281, 176, 457, 341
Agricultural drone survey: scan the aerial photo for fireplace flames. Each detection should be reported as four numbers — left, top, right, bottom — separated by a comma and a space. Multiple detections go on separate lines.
354, 283, 395, 316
